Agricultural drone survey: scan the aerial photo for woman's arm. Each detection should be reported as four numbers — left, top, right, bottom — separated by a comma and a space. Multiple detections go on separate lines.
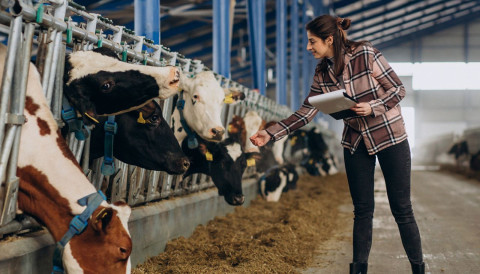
368, 48, 406, 117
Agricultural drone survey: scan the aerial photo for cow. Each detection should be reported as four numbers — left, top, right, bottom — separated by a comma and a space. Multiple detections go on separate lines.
284, 129, 310, 164
259, 164, 299, 202
302, 128, 339, 176
87, 99, 190, 174
181, 137, 253, 206
64, 47, 180, 123
227, 115, 246, 148
0, 44, 132, 273
171, 71, 228, 144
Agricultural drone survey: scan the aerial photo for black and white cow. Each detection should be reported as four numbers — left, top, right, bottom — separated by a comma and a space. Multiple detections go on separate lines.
181, 137, 253, 206
89, 100, 190, 174
302, 128, 338, 176
64, 47, 180, 122
259, 164, 298, 202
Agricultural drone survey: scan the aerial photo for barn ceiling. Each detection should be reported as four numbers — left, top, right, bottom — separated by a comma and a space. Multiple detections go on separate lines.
72, 0, 480, 87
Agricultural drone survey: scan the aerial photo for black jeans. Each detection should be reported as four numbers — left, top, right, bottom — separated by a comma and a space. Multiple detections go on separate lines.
343, 139, 423, 264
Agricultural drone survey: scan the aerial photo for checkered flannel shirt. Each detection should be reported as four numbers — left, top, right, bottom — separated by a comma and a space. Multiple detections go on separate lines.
265, 45, 408, 155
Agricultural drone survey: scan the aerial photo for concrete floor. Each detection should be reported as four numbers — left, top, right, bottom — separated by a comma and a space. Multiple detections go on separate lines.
302, 168, 480, 274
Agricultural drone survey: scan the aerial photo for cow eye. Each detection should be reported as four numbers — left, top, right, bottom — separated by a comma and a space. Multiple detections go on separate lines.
150, 115, 159, 122
101, 81, 114, 93
193, 94, 199, 100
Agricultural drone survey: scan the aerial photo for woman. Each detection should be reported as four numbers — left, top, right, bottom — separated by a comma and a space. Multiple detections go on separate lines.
250, 15, 424, 274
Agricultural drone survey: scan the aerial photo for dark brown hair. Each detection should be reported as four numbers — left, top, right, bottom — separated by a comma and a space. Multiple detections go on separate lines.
306, 15, 369, 77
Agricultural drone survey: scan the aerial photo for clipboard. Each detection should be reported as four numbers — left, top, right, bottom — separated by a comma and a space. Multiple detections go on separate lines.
307, 89, 358, 120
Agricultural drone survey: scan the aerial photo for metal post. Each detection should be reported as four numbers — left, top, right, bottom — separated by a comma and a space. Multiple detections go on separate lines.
275, 0, 287, 105
134, 0, 161, 44
0, 16, 22, 152
213, 0, 231, 78
7, 23, 35, 181
290, 0, 300, 110
302, 0, 311, 99
247, 0, 266, 95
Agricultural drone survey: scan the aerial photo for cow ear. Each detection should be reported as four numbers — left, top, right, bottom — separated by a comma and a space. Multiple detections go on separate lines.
91, 207, 114, 232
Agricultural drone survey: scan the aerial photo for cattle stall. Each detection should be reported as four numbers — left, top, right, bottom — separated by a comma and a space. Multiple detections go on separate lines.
0, 1, 338, 269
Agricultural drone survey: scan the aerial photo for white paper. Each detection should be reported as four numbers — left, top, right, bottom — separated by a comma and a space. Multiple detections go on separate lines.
307, 89, 356, 114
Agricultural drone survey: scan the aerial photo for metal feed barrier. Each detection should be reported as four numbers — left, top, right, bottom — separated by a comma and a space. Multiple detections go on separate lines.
0, 0, 309, 237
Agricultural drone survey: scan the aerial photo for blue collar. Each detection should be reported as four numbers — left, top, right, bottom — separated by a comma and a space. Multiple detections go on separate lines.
52, 191, 107, 274
61, 96, 90, 141
101, 116, 117, 176
176, 90, 198, 149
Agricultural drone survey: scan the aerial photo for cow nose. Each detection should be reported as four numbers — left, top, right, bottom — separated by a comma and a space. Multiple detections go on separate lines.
210, 127, 225, 141
233, 195, 245, 205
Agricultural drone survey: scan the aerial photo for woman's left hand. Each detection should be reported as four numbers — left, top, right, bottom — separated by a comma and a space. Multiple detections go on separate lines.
350, 102, 373, 116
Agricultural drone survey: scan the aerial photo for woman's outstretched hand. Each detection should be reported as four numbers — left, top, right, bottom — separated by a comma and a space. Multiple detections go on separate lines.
249, 130, 271, 147
351, 102, 373, 116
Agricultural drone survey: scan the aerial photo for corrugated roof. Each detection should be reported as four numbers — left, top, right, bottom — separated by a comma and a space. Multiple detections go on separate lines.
73, 0, 480, 87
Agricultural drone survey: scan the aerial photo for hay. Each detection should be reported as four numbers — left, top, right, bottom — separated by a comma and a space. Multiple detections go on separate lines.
133, 173, 350, 274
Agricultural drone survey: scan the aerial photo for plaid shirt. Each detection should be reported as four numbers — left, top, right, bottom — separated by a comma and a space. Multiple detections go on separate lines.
265, 45, 407, 155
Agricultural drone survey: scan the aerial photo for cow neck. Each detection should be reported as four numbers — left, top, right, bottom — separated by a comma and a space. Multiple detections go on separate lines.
17, 65, 99, 242
176, 90, 198, 149
17, 169, 76, 242
52, 191, 106, 274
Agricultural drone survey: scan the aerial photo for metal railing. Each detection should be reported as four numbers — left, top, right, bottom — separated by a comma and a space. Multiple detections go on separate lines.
0, 0, 316, 237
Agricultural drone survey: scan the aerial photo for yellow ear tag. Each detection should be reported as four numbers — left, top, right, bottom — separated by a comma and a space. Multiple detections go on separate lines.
94, 208, 107, 223
247, 158, 256, 167
137, 112, 147, 124
227, 124, 233, 133
205, 151, 213, 161
84, 112, 99, 124
290, 136, 297, 146
301, 132, 306, 136
223, 93, 234, 104
308, 159, 314, 164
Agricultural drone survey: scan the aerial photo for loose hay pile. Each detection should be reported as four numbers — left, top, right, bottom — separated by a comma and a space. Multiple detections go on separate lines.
134, 173, 351, 274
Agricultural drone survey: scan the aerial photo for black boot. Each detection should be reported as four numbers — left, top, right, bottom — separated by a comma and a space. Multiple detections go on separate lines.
350, 262, 368, 274
411, 262, 425, 274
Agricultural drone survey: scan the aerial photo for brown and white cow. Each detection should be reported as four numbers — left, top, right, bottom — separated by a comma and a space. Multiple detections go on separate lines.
1, 44, 132, 273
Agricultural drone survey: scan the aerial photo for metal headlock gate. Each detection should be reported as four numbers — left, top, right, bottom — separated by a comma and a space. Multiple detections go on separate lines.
0, 0, 301, 237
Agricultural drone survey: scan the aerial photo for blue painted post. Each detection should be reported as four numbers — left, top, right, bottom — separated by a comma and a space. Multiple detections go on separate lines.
213, 0, 231, 78
290, 0, 300, 110
134, 0, 160, 44
302, 0, 311, 100
276, 0, 287, 105
247, 0, 266, 95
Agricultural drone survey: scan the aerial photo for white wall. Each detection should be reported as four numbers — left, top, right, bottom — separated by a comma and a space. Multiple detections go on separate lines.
380, 18, 480, 153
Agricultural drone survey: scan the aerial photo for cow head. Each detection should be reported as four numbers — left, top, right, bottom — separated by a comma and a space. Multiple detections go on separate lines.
259, 164, 298, 202
66, 202, 132, 274
287, 129, 310, 162
89, 100, 190, 174
177, 71, 225, 142
182, 138, 251, 206
227, 115, 246, 148
64, 47, 180, 123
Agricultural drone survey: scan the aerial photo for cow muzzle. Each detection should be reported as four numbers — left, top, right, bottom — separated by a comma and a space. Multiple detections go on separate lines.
225, 194, 245, 206
209, 127, 225, 141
